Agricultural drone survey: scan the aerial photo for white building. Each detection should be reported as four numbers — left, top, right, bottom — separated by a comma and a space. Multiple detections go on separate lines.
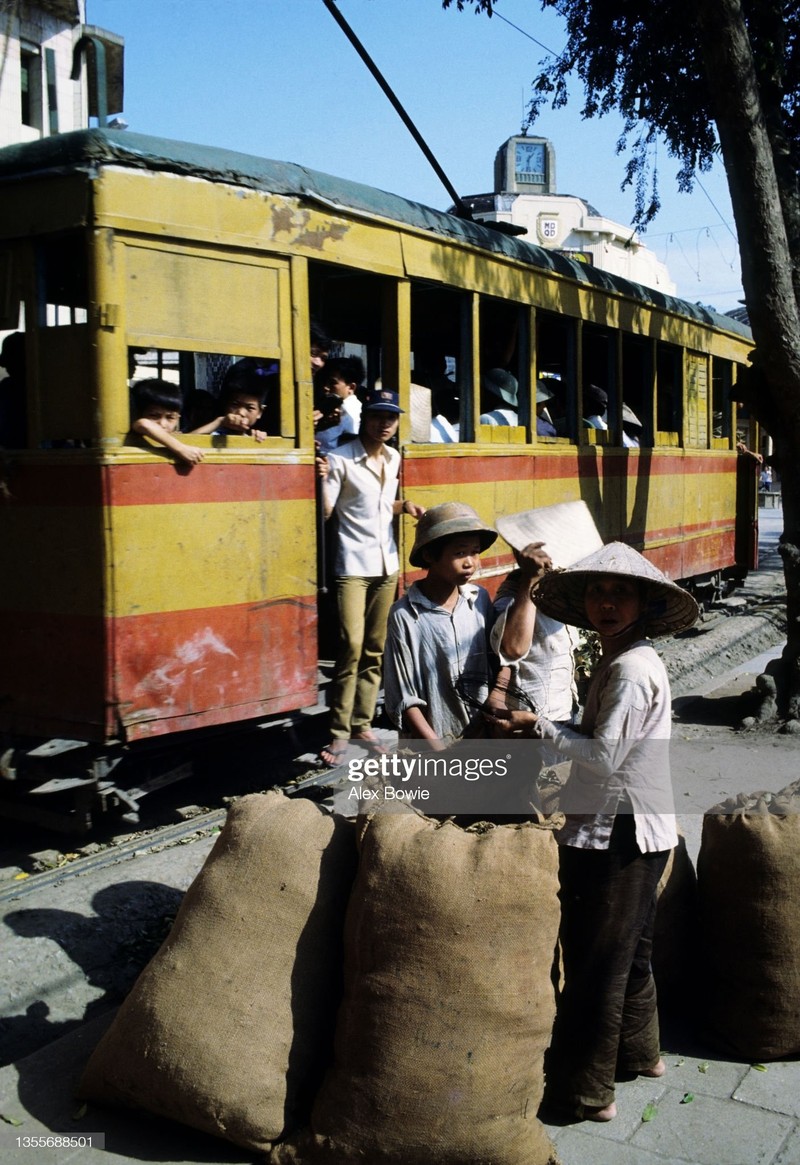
0, 0, 123, 146
463, 135, 676, 295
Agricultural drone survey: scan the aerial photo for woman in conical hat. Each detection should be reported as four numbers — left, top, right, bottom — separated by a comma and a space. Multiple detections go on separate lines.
485, 542, 698, 1124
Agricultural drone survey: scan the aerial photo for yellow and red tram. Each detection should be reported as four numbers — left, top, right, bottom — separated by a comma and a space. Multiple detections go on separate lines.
0, 129, 755, 826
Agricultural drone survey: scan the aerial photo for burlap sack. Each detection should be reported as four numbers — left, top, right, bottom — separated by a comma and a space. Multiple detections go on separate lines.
698, 784, 800, 1060
271, 808, 561, 1165
78, 791, 357, 1151
652, 831, 698, 1016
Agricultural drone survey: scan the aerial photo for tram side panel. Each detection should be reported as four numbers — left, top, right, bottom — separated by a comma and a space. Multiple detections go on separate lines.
400, 444, 740, 589
0, 456, 318, 745
617, 448, 739, 582
105, 457, 318, 742
0, 460, 110, 741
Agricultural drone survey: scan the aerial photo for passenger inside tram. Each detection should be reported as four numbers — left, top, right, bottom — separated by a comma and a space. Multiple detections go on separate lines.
479, 369, 519, 426
583, 385, 609, 430
622, 404, 643, 448
323, 355, 364, 436
189, 358, 271, 441
535, 380, 558, 437
310, 320, 332, 380
0, 331, 27, 448
411, 341, 460, 442
128, 379, 204, 465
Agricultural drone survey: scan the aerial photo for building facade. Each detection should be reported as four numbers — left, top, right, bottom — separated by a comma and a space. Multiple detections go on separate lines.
463, 135, 676, 296
0, 0, 122, 146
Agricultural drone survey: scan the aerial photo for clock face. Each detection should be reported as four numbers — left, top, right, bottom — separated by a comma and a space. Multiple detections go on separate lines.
515, 141, 546, 180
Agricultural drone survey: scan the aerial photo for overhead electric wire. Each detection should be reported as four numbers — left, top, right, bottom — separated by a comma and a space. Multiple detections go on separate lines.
320, 0, 472, 218
490, 9, 560, 58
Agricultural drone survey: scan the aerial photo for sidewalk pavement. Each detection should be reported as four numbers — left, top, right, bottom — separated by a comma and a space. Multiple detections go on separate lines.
1, 516, 797, 1165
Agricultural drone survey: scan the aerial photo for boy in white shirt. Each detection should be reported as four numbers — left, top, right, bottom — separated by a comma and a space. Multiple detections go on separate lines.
322, 355, 364, 438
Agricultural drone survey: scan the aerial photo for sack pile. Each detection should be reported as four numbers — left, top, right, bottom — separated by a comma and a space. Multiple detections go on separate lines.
79, 793, 562, 1163
271, 809, 561, 1164
78, 791, 357, 1151
697, 782, 800, 1060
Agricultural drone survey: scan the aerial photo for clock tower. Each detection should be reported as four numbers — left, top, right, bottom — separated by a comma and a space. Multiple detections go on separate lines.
494, 135, 556, 195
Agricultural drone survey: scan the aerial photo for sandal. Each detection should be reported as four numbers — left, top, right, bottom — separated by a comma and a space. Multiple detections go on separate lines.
316, 741, 349, 768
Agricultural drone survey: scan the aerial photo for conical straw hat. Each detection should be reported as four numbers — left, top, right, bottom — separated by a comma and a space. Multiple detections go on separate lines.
534, 541, 699, 638
495, 501, 603, 567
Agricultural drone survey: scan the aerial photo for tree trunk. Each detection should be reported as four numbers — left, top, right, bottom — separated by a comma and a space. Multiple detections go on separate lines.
696, 0, 800, 721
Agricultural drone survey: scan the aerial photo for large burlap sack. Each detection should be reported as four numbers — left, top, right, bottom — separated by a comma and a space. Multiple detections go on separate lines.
652, 831, 698, 1016
78, 791, 357, 1151
697, 783, 800, 1059
271, 808, 561, 1165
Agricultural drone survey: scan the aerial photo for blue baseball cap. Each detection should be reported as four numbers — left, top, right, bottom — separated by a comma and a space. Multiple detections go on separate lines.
363, 388, 404, 414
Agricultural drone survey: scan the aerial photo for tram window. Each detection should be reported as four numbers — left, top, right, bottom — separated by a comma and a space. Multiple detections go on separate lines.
479, 298, 526, 437
410, 284, 465, 443
582, 325, 616, 433
309, 262, 394, 443
0, 329, 27, 448
127, 347, 280, 439
621, 335, 653, 446
536, 311, 576, 439
37, 236, 88, 327
656, 343, 682, 438
712, 358, 734, 444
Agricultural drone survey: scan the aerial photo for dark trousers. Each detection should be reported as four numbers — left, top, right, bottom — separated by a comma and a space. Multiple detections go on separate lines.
546, 815, 670, 1112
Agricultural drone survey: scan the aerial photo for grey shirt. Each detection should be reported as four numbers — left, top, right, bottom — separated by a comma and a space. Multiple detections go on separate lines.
384, 582, 494, 742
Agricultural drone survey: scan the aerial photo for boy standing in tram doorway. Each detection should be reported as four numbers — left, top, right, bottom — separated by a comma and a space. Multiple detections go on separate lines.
316, 388, 425, 768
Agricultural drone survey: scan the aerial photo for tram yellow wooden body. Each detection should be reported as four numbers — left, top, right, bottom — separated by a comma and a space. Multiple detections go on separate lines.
0, 130, 754, 748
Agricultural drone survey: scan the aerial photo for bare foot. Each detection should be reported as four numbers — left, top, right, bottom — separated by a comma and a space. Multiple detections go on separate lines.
640, 1058, 666, 1078
584, 1101, 617, 1122
317, 741, 349, 768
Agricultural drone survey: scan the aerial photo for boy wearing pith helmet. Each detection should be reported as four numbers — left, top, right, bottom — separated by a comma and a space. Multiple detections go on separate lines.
383, 502, 498, 746
485, 541, 699, 1125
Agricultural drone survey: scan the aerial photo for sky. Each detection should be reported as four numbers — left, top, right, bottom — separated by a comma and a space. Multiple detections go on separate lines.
86, 0, 745, 313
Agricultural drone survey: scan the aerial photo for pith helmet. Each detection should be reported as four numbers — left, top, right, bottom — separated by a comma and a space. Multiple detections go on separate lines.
533, 541, 699, 638
409, 502, 498, 568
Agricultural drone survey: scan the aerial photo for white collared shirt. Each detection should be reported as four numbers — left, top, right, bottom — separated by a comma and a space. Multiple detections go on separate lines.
479, 407, 518, 426
340, 394, 362, 432
323, 438, 400, 577
491, 589, 579, 722
536, 641, 677, 853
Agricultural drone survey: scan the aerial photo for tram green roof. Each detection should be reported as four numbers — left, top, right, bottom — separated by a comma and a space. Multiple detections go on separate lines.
0, 128, 750, 341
